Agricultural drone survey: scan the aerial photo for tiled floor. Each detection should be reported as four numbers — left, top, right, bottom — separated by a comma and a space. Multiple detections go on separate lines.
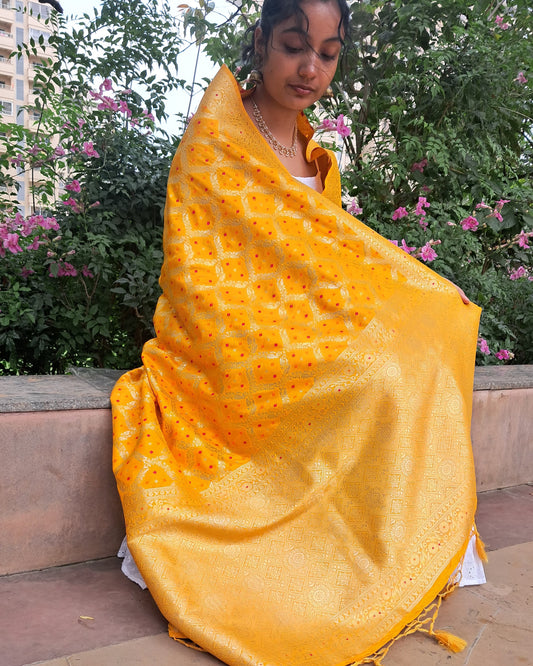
2, 485, 532, 666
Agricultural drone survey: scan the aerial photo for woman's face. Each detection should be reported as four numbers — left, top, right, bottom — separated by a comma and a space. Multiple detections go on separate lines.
255, 0, 343, 114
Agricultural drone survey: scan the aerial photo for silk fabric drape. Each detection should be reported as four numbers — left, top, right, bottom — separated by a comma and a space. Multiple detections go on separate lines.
112, 65, 481, 665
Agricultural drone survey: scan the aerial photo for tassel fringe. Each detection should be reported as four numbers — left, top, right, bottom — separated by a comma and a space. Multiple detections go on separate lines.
431, 629, 468, 653
171, 532, 479, 664
349, 576, 468, 665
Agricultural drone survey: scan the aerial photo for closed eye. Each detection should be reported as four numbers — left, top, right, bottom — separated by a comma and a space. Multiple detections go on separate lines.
284, 45, 304, 54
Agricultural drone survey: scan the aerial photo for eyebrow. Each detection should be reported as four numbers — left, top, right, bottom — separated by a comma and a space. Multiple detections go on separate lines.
281, 27, 342, 44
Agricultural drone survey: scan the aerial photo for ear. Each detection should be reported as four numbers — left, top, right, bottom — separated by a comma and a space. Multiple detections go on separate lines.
254, 26, 265, 60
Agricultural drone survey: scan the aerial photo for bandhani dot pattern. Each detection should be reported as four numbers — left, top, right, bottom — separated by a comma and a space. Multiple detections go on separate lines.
111, 66, 481, 666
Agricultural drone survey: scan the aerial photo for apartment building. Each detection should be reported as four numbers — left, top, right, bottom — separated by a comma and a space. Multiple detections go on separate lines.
0, 0, 54, 215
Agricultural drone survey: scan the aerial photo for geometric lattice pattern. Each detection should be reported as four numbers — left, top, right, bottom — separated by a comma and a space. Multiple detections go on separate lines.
111, 66, 481, 666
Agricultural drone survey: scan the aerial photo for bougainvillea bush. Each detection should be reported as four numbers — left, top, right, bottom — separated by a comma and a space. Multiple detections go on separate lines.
0, 1, 183, 373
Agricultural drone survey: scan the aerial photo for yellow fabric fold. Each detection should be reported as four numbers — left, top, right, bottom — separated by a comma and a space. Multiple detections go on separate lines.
111, 65, 481, 666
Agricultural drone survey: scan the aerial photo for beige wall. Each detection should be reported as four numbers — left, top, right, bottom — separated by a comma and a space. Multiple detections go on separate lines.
0, 383, 531, 575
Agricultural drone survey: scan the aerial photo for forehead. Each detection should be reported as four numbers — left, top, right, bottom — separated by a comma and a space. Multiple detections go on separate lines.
275, 1, 343, 41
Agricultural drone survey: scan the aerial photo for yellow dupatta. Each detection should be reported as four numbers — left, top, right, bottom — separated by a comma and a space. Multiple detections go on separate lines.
111, 65, 481, 665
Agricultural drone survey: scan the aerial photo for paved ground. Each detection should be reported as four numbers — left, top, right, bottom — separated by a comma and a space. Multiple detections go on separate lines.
1, 484, 532, 666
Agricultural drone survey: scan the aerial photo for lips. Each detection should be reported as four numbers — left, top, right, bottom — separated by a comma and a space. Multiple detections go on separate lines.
289, 83, 315, 96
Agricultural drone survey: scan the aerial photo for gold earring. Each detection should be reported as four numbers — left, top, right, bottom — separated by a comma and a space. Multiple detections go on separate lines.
323, 86, 334, 99
248, 69, 263, 85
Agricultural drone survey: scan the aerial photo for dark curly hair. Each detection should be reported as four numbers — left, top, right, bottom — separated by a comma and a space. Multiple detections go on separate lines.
242, 0, 351, 68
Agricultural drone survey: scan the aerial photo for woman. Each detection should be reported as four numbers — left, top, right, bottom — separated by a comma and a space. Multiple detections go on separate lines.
112, 1, 485, 663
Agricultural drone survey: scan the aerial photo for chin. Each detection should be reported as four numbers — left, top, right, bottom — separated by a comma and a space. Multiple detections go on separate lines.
285, 94, 316, 111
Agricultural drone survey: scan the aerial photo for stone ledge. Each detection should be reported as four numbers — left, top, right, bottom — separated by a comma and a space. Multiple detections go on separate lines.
0, 366, 531, 575
0, 368, 125, 413
473, 364, 533, 391
0, 365, 532, 413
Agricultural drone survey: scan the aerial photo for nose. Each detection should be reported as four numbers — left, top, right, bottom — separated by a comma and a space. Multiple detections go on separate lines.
297, 49, 320, 78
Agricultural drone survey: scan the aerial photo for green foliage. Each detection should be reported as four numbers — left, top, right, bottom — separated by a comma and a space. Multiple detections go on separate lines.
322, 0, 533, 363
0, 1, 181, 374
201, 0, 533, 364
1, 0, 532, 372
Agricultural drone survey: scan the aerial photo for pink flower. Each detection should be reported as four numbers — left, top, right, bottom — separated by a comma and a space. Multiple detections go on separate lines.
418, 217, 429, 230
39, 216, 59, 231
411, 158, 428, 173
100, 78, 113, 92
63, 197, 81, 214
414, 196, 430, 216
392, 206, 408, 220
495, 15, 510, 30
514, 71, 527, 84
509, 266, 527, 280
119, 100, 132, 117
389, 239, 399, 247
54, 145, 66, 157
65, 179, 81, 193
318, 115, 351, 137
461, 216, 479, 231
495, 349, 513, 361
419, 242, 438, 262
475, 201, 490, 210
3, 232, 23, 254
318, 118, 336, 131
335, 114, 351, 137
53, 261, 78, 277
142, 109, 155, 122
478, 338, 490, 355
20, 216, 38, 237
517, 230, 530, 249
347, 199, 362, 216
97, 96, 119, 112
495, 199, 510, 210
26, 236, 43, 251
21, 267, 35, 278
82, 141, 100, 158
400, 239, 416, 254
81, 265, 94, 278
487, 199, 510, 223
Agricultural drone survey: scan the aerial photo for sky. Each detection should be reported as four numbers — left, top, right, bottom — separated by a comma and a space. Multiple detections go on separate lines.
57, 0, 226, 133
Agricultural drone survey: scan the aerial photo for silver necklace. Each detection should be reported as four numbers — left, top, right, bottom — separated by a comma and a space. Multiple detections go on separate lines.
251, 98, 298, 158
